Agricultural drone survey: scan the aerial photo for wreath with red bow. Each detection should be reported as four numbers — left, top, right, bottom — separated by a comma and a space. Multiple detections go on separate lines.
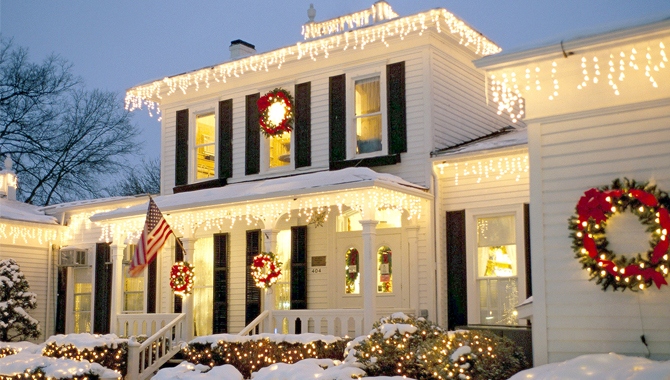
170, 261, 195, 297
257, 88, 294, 137
251, 252, 282, 288
345, 248, 359, 293
569, 178, 670, 291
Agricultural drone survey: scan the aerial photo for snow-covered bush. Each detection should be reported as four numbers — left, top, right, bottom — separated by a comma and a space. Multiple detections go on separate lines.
42, 333, 128, 376
0, 346, 16, 358
183, 333, 350, 378
352, 313, 527, 380
0, 259, 40, 342
0, 350, 120, 380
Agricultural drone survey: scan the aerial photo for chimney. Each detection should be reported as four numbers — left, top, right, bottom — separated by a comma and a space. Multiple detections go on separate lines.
0, 154, 17, 201
229, 40, 256, 60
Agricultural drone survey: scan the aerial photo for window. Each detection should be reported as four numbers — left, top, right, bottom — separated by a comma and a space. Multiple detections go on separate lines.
345, 248, 360, 294
377, 246, 393, 293
467, 209, 525, 326
354, 76, 383, 155
194, 113, 216, 180
268, 132, 291, 168
193, 237, 213, 336
73, 267, 92, 333
123, 245, 144, 313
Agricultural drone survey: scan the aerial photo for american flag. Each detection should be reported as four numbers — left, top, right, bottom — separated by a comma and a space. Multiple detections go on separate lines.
129, 197, 173, 277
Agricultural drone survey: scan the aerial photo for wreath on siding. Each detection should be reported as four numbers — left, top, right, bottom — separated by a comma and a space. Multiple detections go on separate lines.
170, 261, 195, 297
378, 246, 393, 292
252, 252, 283, 288
345, 248, 359, 293
257, 88, 294, 137
569, 178, 670, 291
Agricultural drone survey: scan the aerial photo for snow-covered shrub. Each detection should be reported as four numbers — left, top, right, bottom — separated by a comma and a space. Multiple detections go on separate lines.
0, 351, 120, 380
183, 333, 350, 378
42, 334, 128, 376
0, 259, 40, 342
352, 313, 528, 380
0, 346, 16, 358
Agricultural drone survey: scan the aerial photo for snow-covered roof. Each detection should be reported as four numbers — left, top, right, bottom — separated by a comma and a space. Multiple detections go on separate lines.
40, 195, 145, 213
0, 198, 58, 225
475, 12, 670, 69
432, 128, 527, 159
91, 168, 428, 222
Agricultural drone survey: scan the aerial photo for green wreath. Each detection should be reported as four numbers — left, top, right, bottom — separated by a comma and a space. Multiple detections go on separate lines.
257, 88, 294, 137
569, 178, 670, 291
378, 246, 393, 292
345, 248, 359, 293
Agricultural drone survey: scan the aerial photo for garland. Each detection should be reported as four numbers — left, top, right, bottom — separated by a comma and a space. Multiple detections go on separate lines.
569, 178, 670, 291
252, 252, 283, 288
170, 261, 195, 297
257, 88, 294, 137
345, 248, 359, 293
378, 246, 393, 292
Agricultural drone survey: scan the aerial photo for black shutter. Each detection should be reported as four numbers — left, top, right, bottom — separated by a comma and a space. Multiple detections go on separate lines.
174, 239, 184, 313
55, 266, 67, 334
387, 62, 407, 154
245, 230, 262, 326
213, 233, 229, 333
446, 210, 467, 331
93, 243, 112, 334
291, 226, 307, 333
329, 74, 346, 163
245, 94, 261, 175
147, 259, 157, 313
295, 82, 311, 168
175, 109, 189, 186
524, 203, 532, 298
219, 100, 233, 179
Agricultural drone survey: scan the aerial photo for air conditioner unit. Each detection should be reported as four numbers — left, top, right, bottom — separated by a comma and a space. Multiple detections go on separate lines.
60, 247, 89, 267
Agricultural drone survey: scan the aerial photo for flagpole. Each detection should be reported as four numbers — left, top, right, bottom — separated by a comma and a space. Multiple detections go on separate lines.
146, 193, 186, 253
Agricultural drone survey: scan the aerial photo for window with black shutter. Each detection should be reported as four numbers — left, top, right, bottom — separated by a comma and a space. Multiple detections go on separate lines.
446, 210, 467, 331
93, 243, 112, 334
294, 82, 311, 168
290, 226, 307, 333
175, 109, 189, 186
245, 94, 261, 175
219, 100, 233, 179
245, 230, 262, 326
213, 233, 229, 333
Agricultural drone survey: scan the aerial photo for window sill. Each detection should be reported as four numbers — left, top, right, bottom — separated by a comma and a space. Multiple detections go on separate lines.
329, 154, 401, 170
173, 178, 227, 194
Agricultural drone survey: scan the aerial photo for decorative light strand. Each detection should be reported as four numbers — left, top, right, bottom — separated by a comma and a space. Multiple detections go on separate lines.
0, 223, 59, 245
302, 1, 398, 40
437, 154, 529, 186
126, 8, 501, 118
490, 40, 668, 122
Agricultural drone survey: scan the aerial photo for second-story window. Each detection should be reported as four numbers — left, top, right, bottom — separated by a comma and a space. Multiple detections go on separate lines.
354, 76, 382, 155
269, 132, 291, 168
195, 113, 216, 180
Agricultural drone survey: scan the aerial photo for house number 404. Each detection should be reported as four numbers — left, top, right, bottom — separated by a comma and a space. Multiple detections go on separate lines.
310, 268, 323, 274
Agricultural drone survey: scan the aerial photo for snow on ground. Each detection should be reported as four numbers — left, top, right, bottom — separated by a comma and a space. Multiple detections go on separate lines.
0, 341, 41, 353
190, 332, 341, 347
153, 362, 243, 380
510, 353, 670, 380
0, 350, 120, 379
46, 333, 127, 350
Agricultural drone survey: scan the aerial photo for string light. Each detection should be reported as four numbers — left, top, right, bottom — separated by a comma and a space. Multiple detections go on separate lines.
126, 7, 501, 118
302, 1, 398, 40
437, 154, 529, 185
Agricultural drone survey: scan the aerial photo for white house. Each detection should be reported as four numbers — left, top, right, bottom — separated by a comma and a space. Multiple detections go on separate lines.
476, 14, 670, 365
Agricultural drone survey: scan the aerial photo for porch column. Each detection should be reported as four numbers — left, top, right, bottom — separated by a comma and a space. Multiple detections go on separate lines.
109, 241, 125, 335
360, 220, 379, 333
181, 237, 196, 340
407, 225, 420, 316
262, 228, 279, 333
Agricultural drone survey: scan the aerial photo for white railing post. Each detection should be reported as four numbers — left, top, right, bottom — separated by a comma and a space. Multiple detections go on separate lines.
126, 336, 140, 380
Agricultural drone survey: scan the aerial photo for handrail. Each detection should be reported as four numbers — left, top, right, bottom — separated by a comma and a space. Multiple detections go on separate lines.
126, 313, 185, 380
238, 310, 270, 336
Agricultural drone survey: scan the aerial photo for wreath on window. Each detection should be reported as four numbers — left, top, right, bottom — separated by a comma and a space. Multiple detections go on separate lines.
251, 252, 283, 288
569, 178, 670, 291
257, 88, 294, 137
170, 261, 195, 297
378, 247, 393, 292
345, 248, 359, 293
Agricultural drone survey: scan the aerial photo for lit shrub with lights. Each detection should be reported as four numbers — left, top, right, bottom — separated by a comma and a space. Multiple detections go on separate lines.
0, 347, 16, 359
183, 335, 349, 378
42, 341, 128, 376
351, 314, 527, 380
0, 367, 107, 380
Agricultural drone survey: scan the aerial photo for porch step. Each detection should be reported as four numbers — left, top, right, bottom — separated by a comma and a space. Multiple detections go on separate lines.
159, 352, 185, 369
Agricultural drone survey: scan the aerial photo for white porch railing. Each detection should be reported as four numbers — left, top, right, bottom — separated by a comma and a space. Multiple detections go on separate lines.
238, 309, 365, 337
117, 313, 183, 337
124, 313, 186, 380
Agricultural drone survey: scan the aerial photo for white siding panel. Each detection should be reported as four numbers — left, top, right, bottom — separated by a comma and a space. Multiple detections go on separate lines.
537, 102, 670, 361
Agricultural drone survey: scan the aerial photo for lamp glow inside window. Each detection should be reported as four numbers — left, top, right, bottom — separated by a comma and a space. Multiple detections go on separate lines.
355, 77, 382, 154
195, 113, 216, 180
123, 245, 144, 313
73, 267, 92, 333
269, 132, 291, 168
476, 215, 518, 325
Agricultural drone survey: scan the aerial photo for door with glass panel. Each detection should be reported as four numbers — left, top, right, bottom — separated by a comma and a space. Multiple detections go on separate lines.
467, 208, 525, 326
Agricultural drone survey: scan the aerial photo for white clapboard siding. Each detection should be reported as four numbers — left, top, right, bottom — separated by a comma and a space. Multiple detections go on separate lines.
435, 149, 530, 325
535, 101, 670, 363
0, 243, 54, 342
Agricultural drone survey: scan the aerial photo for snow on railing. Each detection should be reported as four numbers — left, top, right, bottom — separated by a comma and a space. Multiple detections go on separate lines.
126, 313, 185, 380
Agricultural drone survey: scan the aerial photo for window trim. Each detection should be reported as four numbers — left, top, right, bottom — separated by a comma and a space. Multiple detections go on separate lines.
190, 104, 218, 183
464, 204, 526, 325
346, 67, 388, 160
122, 244, 147, 314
